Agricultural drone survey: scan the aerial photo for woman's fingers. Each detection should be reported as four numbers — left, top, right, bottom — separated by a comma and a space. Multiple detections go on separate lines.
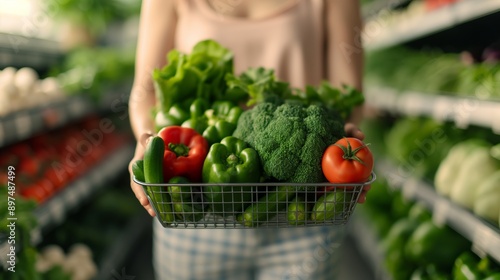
129, 138, 156, 217
139, 132, 154, 147
344, 123, 370, 204
130, 174, 156, 217
344, 123, 365, 140
357, 184, 371, 204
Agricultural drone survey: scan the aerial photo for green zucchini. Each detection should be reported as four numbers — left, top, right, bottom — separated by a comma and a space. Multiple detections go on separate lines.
287, 196, 308, 226
237, 185, 296, 227
310, 191, 353, 222
144, 136, 175, 223
131, 159, 145, 182
168, 176, 205, 222
173, 202, 205, 222
167, 176, 192, 202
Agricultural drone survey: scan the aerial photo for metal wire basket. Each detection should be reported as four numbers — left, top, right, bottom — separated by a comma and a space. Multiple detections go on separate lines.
133, 172, 376, 228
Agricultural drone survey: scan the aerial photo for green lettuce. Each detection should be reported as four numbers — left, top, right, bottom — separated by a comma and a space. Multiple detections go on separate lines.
153, 40, 234, 114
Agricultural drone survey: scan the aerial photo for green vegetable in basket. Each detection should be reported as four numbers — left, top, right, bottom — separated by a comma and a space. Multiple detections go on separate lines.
168, 176, 192, 202
155, 102, 191, 131
131, 159, 145, 182
287, 196, 308, 225
232, 97, 345, 186
202, 136, 261, 215
168, 176, 206, 222
182, 99, 243, 145
153, 40, 234, 115
310, 191, 354, 222
144, 136, 175, 223
237, 185, 296, 227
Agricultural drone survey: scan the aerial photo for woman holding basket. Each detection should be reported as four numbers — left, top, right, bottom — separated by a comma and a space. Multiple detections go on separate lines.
128, 0, 368, 279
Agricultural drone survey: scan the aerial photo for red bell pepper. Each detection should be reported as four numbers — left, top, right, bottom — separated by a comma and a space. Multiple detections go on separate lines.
157, 126, 209, 182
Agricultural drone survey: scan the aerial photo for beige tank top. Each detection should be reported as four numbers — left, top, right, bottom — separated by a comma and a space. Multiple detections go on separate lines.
174, 0, 325, 89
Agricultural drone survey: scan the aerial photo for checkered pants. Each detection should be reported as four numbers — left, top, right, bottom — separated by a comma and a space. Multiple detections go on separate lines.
152, 219, 346, 280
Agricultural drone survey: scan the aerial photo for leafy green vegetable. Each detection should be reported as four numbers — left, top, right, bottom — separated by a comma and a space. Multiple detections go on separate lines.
225, 67, 292, 106
232, 97, 345, 186
226, 68, 364, 121
303, 83, 365, 121
153, 40, 234, 114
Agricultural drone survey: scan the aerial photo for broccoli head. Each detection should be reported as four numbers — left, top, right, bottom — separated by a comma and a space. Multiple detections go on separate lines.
232, 98, 345, 184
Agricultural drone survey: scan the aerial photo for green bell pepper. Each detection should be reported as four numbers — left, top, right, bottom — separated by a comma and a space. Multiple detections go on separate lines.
202, 136, 261, 215
155, 103, 190, 131
168, 176, 206, 222
182, 98, 211, 133
202, 101, 243, 145
182, 99, 243, 145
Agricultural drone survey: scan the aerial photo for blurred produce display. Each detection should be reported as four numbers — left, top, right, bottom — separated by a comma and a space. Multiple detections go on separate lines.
45, 0, 140, 49
365, 46, 500, 99
39, 184, 143, 267
358, 177, 500, 280
361, 115, 500, 228
0, 46, 135, 116
0, 115, 130, 204
0, 187, 41, 279
0, 181, 141, 279
435, 139, 500, 226
50, 47, 135, 101
0, 67, 65, 116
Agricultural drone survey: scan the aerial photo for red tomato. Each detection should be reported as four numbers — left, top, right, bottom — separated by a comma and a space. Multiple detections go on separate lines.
322, 138, 374, 184
20, 184, 49, 204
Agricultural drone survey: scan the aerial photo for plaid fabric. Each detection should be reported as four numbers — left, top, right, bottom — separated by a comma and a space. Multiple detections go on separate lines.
152, 219, 346, 280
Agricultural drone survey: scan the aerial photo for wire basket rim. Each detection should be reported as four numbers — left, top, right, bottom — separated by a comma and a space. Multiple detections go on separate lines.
133, 171, 376, 187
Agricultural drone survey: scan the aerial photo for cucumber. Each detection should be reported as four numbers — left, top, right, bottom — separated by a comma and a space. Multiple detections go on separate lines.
144, 136, 175, 223
131, 159, 145, 182
287, 196, 308, 226
173, 202, 205, 222
168, 177, 206, 222
310, 191, 353, 222
237, 185, 296, 227
167, 176, 192, 202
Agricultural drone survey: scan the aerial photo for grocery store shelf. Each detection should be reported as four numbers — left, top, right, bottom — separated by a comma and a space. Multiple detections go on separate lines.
362, 0, 413, 18
350, 213, 392, 280
376, 159, 500, 263
364, 0, 500, 51
0, 90, 130, 148
0, 96, 93, 148
365, 86, 500, 133
0, 33, 63, 70
0, 143, 135, 268
31, 143, 135, 243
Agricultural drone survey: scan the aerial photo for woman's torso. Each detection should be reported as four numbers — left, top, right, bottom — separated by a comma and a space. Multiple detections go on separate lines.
174, 0, 325, 89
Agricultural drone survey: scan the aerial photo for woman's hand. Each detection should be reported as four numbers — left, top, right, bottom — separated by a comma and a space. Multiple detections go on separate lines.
344, 122, 371, 204
128, 132, 157, 217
